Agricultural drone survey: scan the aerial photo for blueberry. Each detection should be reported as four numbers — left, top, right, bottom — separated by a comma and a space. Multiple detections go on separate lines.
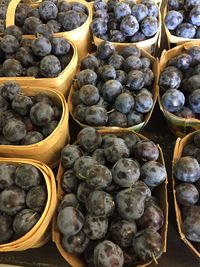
104, 137, 130, 163
110, 219, 137, 247
135, 140, 159, 161
59, 54, 72, 70
189, 89, 200, 113
174, 156, 200, 183
4, 26, 22, 42
40, 55, 61, 77
94, 240, 124, 267
0, 164, 16, 189
86, 164, 112, 189
86, 190, 115, 216
141, 57, 151, 68
23, 17, 42, 35
76, 69, 97, 88
79, 85, 100, 106
176, 23, 196, 38
188, 46, 200, 66
183, 143, 200, 160
91, 18, 107, 36
26, 185, 47, 212
114, 2, 131, 21
120, 15, 139, 36
131, 4, 148, 22
83, 214, 108, 240
132, 228, 163, 261
78, 127, 102, 153
127, 70, 144, 91
57, 206, 84, 236
27, 8, 40, 18
0, 186, 26, 215
115, 93, 135, 114
187, 75, 200, 92
39, 1, 58, 22
94, 10, 109, 21
61, 231, 89, 254
85, 105, 108, 126
0, 35, 19, 54
141, 16, 158, 37
165, 11, 183, 31
107, 0, 120, 11
162, 89, 185, 112
142, 68, 154, 87
108, 111, 127, 127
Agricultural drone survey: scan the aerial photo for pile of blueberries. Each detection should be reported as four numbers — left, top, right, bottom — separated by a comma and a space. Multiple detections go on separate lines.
72, 42, 154, 128
174, 132, 200, 244
165, 0, 200, 39
0, 163, 47, 244
90, 0, 159, 43
0, 27, 73, 77
56, 127, 167, 267
0, 81, 62, 145
15, 0, 88, 34
159, 46, 200, 119
0, 0, 10, 33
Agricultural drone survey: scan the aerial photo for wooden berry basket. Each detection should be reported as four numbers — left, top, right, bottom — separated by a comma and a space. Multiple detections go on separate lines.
52, 129, 168, 267
68, 47, 159, 133
158, 41, 200, 138
0, 157, 57, 252
92, 0, 162, 55
0, 38, 78, 96
0, 86, 69, 168
163, 4, 200, 48
6, 0, 93, 61
172, 129, 200, 259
